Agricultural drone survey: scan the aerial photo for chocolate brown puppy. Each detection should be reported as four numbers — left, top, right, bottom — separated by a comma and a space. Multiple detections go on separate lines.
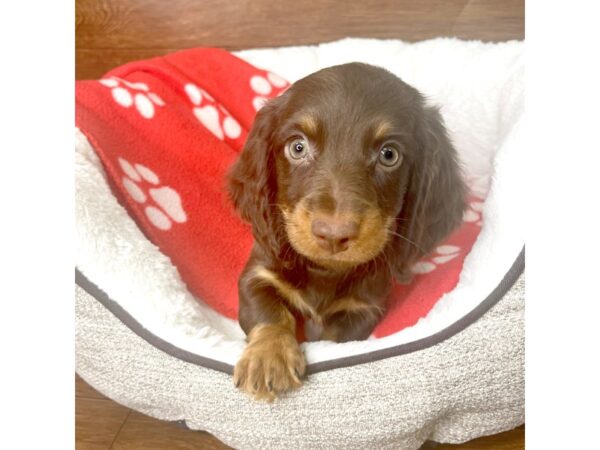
227, 63, 466, 401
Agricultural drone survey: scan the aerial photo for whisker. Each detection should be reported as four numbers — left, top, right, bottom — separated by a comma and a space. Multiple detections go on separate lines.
282, 243, 294, 262
266, 205, 286, 215
381, 252, 393, 277
388, 230, 425, 253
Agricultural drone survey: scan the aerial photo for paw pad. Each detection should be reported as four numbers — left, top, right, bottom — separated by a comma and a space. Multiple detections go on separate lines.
117, 157, 187, 231
99, 77, 165, 119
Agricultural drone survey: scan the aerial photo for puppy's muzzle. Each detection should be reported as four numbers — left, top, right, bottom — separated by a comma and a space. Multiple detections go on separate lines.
311, 217, 359, 254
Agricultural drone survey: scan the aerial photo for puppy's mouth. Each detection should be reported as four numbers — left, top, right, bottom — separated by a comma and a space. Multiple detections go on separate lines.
281, 200, 393, 270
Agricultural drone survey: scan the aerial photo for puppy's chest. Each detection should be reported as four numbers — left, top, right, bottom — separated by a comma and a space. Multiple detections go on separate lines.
301, 279, 341, 314
288, 271, 361, 319
260, 264, 387, 323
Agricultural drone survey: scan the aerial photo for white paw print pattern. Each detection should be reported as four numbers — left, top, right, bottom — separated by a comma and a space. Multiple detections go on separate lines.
464, 199, 484, 227
99, 77, 165, 119
118, 157, 187, 231
412, 245, 462, 275
250, 72, 288, 111
184, 83, 242, 141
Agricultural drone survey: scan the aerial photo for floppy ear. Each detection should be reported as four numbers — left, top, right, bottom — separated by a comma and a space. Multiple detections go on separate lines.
390, 105, 467, 282
227, 101, 284, 259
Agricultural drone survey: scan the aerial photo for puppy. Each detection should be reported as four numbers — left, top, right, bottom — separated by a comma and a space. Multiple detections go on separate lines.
227, 63, 466, 401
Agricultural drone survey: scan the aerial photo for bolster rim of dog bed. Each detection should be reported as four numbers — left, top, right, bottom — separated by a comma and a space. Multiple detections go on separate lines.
75, 245, 523, 375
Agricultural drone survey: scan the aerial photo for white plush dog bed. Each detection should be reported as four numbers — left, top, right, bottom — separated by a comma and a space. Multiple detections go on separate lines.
76, 37, 524, 449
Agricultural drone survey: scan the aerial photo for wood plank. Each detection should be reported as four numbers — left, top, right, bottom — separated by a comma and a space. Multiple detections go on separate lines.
111, 411, 233, 450
76, 48, 174, 79
451, 0, 524, 42
76, 374, 109, 400
76, 397, 130, 450
436, 425, 524, 449
75, 0, 524, 79
76, 0, 472, 50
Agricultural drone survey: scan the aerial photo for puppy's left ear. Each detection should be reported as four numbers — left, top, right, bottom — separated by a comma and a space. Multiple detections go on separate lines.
390, 105, 467, 282
227, 99, 285, 259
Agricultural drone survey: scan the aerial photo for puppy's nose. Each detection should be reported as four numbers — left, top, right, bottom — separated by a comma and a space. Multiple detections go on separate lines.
311, 218, 359, 254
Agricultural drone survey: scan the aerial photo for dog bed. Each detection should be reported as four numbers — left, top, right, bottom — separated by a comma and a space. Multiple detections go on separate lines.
75, 37, 524, 449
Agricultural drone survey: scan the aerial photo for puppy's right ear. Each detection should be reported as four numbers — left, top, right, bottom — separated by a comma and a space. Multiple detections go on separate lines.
388, 105, 467, 282
227, 101, 283, 256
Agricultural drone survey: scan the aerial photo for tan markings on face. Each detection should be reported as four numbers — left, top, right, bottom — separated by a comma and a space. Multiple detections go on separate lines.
320, 296, 385, 321
283, 200, 394, 270
373, 120, 393, 142
251, 266, 321, 323
297, 114, 318, 136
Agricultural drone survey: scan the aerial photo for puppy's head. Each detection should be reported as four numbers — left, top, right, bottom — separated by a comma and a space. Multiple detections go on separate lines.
228, 63, 466, 275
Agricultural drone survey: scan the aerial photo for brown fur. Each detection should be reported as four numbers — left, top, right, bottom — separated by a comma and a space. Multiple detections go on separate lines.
251, 266, 320, 323
320, 296, 384, 320
227, 62, 467, 400
232, 323, 305, 402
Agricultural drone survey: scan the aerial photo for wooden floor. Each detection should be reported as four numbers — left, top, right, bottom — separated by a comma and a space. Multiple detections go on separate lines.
76, 375, 524, 450
76, 0, 524, 80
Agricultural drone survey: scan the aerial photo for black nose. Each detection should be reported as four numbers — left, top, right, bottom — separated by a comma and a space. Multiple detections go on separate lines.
311, 218, 359, 254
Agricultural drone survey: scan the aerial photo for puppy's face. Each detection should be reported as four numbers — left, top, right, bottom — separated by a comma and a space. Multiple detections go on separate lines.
271, 65, 418, 269
228, 63, 466, 275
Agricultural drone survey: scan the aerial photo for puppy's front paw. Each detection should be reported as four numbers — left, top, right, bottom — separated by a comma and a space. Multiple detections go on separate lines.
233, 324, 306, 402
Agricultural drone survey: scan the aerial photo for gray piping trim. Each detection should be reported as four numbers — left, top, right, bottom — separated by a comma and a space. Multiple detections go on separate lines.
75, 270, 234, 375
310, 247, 524, 372
75, 246, 524, 375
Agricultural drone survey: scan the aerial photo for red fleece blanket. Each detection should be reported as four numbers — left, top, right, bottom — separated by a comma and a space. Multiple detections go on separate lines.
75, 48, 483, 339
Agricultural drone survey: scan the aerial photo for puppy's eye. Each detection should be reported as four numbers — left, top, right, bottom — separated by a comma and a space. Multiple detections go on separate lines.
286, 139, 310, 160
378, 146, 402, 168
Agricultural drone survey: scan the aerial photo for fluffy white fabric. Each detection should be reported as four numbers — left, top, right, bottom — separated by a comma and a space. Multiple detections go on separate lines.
75, 37, 523, 366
